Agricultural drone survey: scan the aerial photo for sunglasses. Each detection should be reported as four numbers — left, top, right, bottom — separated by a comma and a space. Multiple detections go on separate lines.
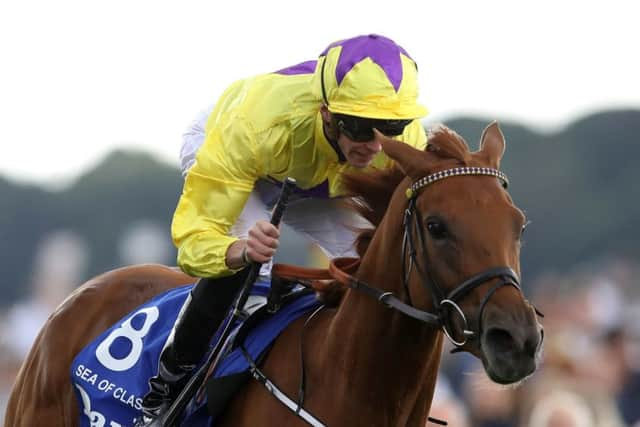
333, 114, 412, 142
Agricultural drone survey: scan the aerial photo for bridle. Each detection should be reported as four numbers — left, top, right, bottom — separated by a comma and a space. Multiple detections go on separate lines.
274, 166, 532, 350
401, 166, 522, 348
321, 166, 525, 350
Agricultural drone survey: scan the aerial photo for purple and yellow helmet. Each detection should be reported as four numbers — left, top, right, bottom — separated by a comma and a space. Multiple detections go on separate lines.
312, 34, 428, 120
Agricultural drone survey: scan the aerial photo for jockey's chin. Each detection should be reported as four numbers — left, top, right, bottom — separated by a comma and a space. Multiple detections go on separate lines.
346, 152, 377, 168
338, 135, 382, 168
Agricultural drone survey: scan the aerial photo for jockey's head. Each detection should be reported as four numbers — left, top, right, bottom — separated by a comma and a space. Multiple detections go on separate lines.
312, 34, 428, 167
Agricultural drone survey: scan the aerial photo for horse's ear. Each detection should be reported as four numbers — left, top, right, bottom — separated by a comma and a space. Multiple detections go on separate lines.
378, 130, 431, 179
479, 121, 506, 169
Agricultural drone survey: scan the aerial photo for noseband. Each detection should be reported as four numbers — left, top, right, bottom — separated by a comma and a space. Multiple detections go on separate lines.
401, 166, 523, 348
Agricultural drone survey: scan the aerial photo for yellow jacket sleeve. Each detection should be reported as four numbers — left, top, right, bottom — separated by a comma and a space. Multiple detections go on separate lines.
171, 114, 261, 278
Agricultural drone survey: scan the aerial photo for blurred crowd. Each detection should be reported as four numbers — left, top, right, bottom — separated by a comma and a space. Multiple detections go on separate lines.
1, 227, 638, 426
0, 224, 171, 424
431, 259, 640, 427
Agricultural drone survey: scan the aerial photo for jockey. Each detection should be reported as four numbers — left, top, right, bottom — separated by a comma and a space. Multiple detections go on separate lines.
138, 33, 429, 423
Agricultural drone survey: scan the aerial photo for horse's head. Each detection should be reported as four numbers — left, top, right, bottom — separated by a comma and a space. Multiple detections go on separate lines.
375, 122, 543, 384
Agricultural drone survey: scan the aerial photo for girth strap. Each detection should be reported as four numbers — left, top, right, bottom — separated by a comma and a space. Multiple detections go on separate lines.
240, 346, 326, 427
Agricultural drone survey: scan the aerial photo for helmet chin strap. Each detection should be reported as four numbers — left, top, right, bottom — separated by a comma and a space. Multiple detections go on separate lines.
320, 56, 329, 105
319, 55, 347, 162
321, 108, 347, 162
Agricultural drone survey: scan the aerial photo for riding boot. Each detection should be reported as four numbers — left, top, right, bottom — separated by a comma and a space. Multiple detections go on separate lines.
136, 268, 249, 425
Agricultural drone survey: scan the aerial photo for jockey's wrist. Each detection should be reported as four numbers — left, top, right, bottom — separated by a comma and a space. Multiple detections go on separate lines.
225, 240, 249, 270
241, 246, 251, 266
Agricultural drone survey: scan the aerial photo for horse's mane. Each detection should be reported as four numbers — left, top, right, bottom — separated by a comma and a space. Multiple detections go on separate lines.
341, 167, 405, 256
342, 125, 472, 257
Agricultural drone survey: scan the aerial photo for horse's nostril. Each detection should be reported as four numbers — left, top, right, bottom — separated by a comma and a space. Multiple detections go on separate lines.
484, 327, 515, 354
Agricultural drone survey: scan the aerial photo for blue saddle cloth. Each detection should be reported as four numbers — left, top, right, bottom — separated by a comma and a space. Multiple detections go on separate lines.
71, 278, 320, 427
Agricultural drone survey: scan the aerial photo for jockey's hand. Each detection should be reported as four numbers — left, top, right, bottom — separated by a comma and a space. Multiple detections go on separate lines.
245, 220, 280, 264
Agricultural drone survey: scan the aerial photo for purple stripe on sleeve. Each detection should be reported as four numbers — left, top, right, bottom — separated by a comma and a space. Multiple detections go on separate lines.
319, 34, 409, 92
274, 60, 318, 75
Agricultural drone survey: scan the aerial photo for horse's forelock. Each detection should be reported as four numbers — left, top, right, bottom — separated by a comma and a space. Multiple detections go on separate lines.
426, 124, 471, 164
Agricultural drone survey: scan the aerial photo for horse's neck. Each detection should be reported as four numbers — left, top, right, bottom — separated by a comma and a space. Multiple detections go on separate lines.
322, 218, 443, 422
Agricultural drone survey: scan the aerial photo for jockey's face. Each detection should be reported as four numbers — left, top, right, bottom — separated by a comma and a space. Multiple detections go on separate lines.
320, 105, 384, 168
337, 131, 383, 168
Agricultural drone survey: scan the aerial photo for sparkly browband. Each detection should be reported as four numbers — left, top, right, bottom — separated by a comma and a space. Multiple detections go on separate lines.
405, 167, 509, 199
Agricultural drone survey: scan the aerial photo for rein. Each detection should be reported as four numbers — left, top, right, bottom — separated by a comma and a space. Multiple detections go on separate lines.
273, 259, 442, 326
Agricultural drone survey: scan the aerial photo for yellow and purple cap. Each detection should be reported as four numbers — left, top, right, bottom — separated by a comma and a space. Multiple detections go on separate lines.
311, 34, 428, 120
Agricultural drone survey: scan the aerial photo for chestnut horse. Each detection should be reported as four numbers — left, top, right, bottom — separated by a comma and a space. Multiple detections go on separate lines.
5, 123, 543, 427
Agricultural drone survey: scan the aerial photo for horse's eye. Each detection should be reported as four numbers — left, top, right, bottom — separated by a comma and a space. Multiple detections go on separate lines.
426, 220, 448, 240
520, 220, 531, 239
